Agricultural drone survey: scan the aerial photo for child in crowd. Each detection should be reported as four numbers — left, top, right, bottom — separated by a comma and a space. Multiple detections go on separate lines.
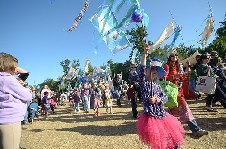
50, 95, 57, 114
93, 83, 102, 117
81, 82, 91, 113
0, 52, 32, 149
69, 95, 74, 107
73, 88, 81, 113
28, 98, 39, 123
105, 85, 113, 114
42, 91, 50, 118
136, 44, 184, 149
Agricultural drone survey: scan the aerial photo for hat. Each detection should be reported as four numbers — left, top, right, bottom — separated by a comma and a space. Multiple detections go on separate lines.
146, 58, 166, 78
210, 51, 218, 57
200, 54, 210, 59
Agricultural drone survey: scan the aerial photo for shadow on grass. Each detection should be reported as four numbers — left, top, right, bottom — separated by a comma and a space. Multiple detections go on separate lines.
43, 112, 135, 124
30, 129, 44, 132
55, 121, 136, 136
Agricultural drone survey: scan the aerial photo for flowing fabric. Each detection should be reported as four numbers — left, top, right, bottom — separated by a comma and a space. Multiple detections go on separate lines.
136, 113, 184, 149
167, 25, 182, 52
141, 11, 149, 27
200, 15, 214, 47
90, 7, 130, 54
150, 22, 175, 53
101, 0, 115, 35
90, 7, 117, 36
103, 30, 130, 54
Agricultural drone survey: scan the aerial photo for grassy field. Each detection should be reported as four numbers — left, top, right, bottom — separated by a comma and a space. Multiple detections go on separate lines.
20, 98, 226, 149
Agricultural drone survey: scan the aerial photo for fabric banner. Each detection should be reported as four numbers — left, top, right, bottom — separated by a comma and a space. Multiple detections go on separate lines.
150, 22, 175, 53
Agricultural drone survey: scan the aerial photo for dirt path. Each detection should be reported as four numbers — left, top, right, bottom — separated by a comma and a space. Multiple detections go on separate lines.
20, 99, 226, 149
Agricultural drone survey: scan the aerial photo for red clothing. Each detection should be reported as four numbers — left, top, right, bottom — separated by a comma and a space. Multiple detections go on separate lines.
182, 74, 197, 99
162, 63, 195, 122
50, 98, 57, 106
126, 86, 135, 99
162, 63, 187, 106
162, 63, 184, 85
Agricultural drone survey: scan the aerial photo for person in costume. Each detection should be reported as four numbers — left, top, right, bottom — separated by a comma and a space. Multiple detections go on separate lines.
136, 44, 184, 149
162, 52, 208, 137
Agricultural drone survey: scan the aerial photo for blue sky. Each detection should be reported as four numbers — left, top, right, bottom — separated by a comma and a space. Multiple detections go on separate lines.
1, 0, 225, 86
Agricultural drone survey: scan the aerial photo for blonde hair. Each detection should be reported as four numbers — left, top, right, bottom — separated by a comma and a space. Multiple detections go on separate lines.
0, 53, 18, 74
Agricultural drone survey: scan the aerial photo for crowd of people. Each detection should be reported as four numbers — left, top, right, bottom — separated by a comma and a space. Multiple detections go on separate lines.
0, 49, 225, 149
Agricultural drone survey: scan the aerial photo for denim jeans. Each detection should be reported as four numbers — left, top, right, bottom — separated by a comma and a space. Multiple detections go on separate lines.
189, 80, 199, 97
115, 89, 121, 106
23, 102, 30, 123
83, 95, 90, 112
30, 110, 38, 119
187, 119, 201, 132
23, 110, 29, 123
74, 102, 80, 112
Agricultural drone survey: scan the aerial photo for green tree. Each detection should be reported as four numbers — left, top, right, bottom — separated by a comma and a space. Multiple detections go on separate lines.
126, 25, 152, 63
38, 78, 59, 92
60, 59, 71, 76
71, 59, 80, 70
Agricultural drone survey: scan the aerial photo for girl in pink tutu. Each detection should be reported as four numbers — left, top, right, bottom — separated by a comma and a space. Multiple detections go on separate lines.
136, 44, 184, 149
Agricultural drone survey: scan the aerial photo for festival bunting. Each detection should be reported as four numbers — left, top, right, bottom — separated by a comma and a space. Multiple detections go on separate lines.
65, 67, 77, 80
167, 25, 182, 52
200, 10, 214, 47
68, 0, 89, 32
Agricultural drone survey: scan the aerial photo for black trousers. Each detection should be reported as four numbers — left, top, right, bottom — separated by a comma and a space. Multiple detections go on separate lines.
130, 86, 138, 118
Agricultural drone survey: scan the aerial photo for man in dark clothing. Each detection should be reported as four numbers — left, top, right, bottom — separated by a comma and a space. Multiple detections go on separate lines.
128, 63, 140, 118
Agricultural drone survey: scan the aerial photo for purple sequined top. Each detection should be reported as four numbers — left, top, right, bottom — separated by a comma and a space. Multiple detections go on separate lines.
137, 65, 168, 118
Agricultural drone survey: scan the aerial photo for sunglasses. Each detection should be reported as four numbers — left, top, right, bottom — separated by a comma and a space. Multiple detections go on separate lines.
171, 55, 178, 57
131, 67, 136, 68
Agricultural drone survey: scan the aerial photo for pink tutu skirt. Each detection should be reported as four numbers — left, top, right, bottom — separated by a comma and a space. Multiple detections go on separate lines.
136, 113, 184, 149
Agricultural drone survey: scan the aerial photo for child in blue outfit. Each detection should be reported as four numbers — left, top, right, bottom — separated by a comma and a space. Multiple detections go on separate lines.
73, 88, 81, 113
135, 44, 184, 149
28, 98, 39, 123
42, 91, 50, 118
